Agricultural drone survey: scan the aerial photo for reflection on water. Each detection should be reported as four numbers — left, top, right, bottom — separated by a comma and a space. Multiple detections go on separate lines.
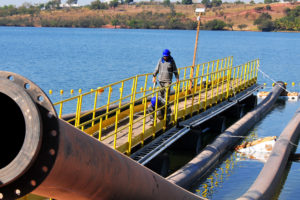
194, 153, 238, 199
192, 97, 300, 199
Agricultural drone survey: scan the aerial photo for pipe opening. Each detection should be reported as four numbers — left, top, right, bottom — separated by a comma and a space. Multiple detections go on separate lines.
0, 93, 25, 169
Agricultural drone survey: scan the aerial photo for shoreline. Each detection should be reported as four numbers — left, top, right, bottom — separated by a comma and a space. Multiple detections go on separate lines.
1, 24, 299, 33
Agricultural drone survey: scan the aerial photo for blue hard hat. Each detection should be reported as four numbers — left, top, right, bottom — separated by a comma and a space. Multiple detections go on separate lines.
151, 97, 156, 107
162, 49, 170, 57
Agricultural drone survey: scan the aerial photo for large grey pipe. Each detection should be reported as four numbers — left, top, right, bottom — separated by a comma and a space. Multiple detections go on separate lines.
237, 107, 300, 200
167, 82, 285, 188
0, 71, 204, 200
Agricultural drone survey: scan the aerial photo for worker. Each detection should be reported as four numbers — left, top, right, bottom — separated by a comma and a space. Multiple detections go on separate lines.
148, 96, 171, 125
152, 49, 179, 99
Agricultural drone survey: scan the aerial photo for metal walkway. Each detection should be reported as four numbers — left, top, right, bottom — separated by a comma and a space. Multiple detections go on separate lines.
131, 84, 261, 165
52, 56, 259, 155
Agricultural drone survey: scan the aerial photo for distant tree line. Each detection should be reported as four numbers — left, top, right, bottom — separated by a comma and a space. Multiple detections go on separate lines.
253, 6, 300, 31
0, 1, 299, 31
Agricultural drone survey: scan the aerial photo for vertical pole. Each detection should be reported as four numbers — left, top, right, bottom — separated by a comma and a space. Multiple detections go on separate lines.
204, 63, 210, 110
189, 12, 201, 91
174, 82, 180, 124
142, 96, 147, 146
59, 103, 63, 119
119, 82, 124, 108
236, 66, 240, 92
75, 95, 83, 127
128, 103, 134, 155
114, 109, 120, 149
98, 117, 103, 141
183, 79, 189, 120
163, 86, 169, 131
198, 76, 204, 112
106, 87, 112, 120
255, 59, 259, 82
92, 90, 99, 127
210, 61, 215, 106
153, 92, 159, 138
215, 59, 220, 103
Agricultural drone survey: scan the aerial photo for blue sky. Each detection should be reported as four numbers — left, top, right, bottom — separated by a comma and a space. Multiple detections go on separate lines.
0, 0, 94, 6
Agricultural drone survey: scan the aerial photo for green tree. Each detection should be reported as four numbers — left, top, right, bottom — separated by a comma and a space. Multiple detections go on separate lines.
163, 0, 171, 6
258, 20, 274, 31
111, 18, 120, 28
182, 0, 193, 4
212, 0, 222, 7
204, 19, 226, 30
90, 0, 108, 9
237, 24, 247, 30
124, 0, 134, 4
264, 0, 273, 4
66, 0, 78, 4
227, 22, 234, 30
109, 0, 119, 9
201, 0, 212, 8
254, 13, 272, 25
274, 6, 300, 31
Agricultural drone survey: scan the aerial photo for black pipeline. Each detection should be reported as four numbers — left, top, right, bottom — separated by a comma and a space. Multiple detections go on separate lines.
237, 107, 300, 200
0, 71, 203, 200
167, 82, 285, 188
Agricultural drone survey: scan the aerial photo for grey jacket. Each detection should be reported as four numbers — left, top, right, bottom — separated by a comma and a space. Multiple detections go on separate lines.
153, 56, 179, 83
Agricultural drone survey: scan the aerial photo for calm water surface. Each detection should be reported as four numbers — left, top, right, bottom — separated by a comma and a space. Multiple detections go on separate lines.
0, 27, 300, 199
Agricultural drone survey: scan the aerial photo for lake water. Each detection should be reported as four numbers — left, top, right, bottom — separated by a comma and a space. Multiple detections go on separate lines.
0, 26, 300, 199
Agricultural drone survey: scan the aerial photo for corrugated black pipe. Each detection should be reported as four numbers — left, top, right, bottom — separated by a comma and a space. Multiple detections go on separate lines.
166, 82, 285, 188
237, 107, 300, 200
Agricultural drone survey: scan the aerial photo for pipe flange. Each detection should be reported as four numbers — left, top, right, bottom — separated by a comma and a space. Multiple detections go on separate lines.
0, 71, 57, 117
0, 72, 59, 199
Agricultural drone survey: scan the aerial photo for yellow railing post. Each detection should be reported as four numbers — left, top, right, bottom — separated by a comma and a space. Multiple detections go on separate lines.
226, 67, 232, 99
215, 59, 220, 103
105, 86, 112, 120
246, 62, 250, 86
92, 90, 99, 127
142, 95, 147, 146
182, 68, 187, 92
190, 76, 198, 116
133, 75, 138, 103
204, 62, 210, 110
75, 94, 83, 127
153, 92, 159, 138
131, 77, 136, 102
232, 67, 236, 95
236, 65, 240, 92
163, 86, 169, 131
98, 117, 103, 141
174, 82, 180, 124
119, 81, 124, 108
255, 59, 259, 82
114, 109, 120, 149
198, 75, 204, 112
183, 79, 189, 120
221, 60, 226, 101
210, 61, 215, 106
128, 102, 134, 155
58, 102, 63, 119
240, 64, 244, 90
143, 75, 148, 102
249, 61, 253, 84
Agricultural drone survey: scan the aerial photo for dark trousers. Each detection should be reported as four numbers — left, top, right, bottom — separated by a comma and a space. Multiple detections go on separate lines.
159, 81, 171, 100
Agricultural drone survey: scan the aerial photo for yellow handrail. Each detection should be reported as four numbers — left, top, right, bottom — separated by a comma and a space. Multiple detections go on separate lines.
50, 57, 259, 154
